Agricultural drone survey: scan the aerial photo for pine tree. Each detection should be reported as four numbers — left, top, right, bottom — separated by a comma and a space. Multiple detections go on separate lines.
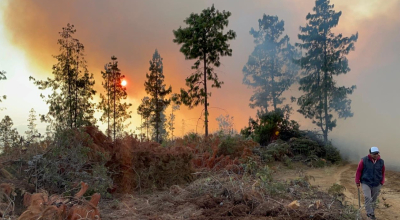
150, 107, 168, 142
30, 24, 96, 130
173, 5, 236, 137
167, 103, 180, 140
296, 0, 358, 143
137, 96, 152, 140
0, 115, 20, 153
243, 15, 300, 113
98, 56, 132, 140
25, 108, 38, 142
99, 64, 113, 137
143, 50, 172, 143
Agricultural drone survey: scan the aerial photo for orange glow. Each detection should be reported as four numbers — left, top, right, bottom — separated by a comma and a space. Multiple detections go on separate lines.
121, 79, 127, 87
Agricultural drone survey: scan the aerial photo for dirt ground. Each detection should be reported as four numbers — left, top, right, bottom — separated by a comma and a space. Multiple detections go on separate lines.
276, 163, 400, 220
97, 164, 351, 220
98, 162, 400, 220
4, 162, 400, 219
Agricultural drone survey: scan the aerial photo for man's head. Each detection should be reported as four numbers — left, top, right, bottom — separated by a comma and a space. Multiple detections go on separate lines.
369, 146, 380, 159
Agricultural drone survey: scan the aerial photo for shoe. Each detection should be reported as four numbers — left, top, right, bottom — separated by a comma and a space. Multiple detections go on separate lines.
367, 214, 376, 220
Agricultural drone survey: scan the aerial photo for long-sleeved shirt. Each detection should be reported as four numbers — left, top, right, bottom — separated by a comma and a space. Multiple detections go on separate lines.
355, 154, 385, 185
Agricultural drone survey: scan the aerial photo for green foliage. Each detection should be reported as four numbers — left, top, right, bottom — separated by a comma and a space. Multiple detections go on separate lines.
311, 158, 327, 168
26, 128, 112, 196
261, 139, 291, 162
217, 135, 240, 157
283, 156, 293, 168
289, 137, 323, 157
30, 23, 97, 130
241, 107, 300, 146
98, 56, 132, 140
324, 144, 342, 164
328, 183, 346, 197
243, 14, 300, 112
256, 165, 287, 196
256, 165, 273, 183
183, 132, 201, 143
0, 115, 21, 154
144, 50, 172, 143
265, 182, 287, 196
296, 0, 358, 143
243, 157, 260, 176
173, 4, 236, 136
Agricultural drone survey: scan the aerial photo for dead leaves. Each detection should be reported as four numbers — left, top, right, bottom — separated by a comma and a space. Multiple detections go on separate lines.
18, 182, 101, 220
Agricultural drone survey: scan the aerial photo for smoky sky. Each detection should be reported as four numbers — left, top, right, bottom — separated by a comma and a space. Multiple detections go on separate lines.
2, 0, 400, 169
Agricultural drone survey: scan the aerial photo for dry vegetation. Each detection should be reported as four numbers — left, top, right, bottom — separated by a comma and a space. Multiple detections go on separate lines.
0, 126, 359, 219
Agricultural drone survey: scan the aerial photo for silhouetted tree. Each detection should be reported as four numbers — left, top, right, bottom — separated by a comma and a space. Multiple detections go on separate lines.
30, 24, 96, 130
98, 56, 132, 140
243, 15, 300, 113
137, 96, 152, 140
25, 108, 38, 142
296, 0, 358, 143
0, 115, 20, 153
143, 50, 172, 143
167, 103, 180, 140
173, 5, 236, 137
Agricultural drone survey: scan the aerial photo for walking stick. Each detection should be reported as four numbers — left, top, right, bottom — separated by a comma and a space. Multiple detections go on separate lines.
357, 187, 362, 220
358, 187, 361, 208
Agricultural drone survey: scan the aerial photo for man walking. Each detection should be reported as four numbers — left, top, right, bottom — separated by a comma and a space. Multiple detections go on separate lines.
355, 146, 385, 220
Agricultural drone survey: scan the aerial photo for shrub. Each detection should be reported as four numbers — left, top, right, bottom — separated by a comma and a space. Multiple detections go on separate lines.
217, 135, 245, 158
283, 156, 293, 168
328, 183, 346, 198
289, 138, 324, 157
26, 128, 113, 196
241, 107, 301, 146
131, 144, 194, 191
311, 158, 327, 168
324, 144, 342, 164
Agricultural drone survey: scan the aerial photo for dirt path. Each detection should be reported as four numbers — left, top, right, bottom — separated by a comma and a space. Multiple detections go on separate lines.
276, 163, 400, 219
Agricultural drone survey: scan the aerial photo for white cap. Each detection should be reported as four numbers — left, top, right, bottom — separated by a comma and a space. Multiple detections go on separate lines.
371, 146, 379, 153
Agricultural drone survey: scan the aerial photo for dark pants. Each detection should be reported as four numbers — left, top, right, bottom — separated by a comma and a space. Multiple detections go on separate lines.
361, 183, 381, 215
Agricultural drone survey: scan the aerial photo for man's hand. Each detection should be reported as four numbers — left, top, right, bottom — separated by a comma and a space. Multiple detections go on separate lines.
356, 183, 360, 188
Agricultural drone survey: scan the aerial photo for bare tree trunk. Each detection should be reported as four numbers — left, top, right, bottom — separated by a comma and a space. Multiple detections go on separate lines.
203, 55, 208, 137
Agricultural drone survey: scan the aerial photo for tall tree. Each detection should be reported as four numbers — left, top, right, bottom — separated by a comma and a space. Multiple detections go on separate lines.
0, 70, 6, 105
0, 115, 20, 153
25, 108, 38, 142
150, 107, 168, 142
99, 63, 113, 137
137, 96, 152, 140
167, 103, 180, 140
173, 5, 236, 137
143, 50, 172, 143
30, 24, 96, 130
99, 56, 132, 140
243, 15, 300, 113
296, 0, 358, 143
